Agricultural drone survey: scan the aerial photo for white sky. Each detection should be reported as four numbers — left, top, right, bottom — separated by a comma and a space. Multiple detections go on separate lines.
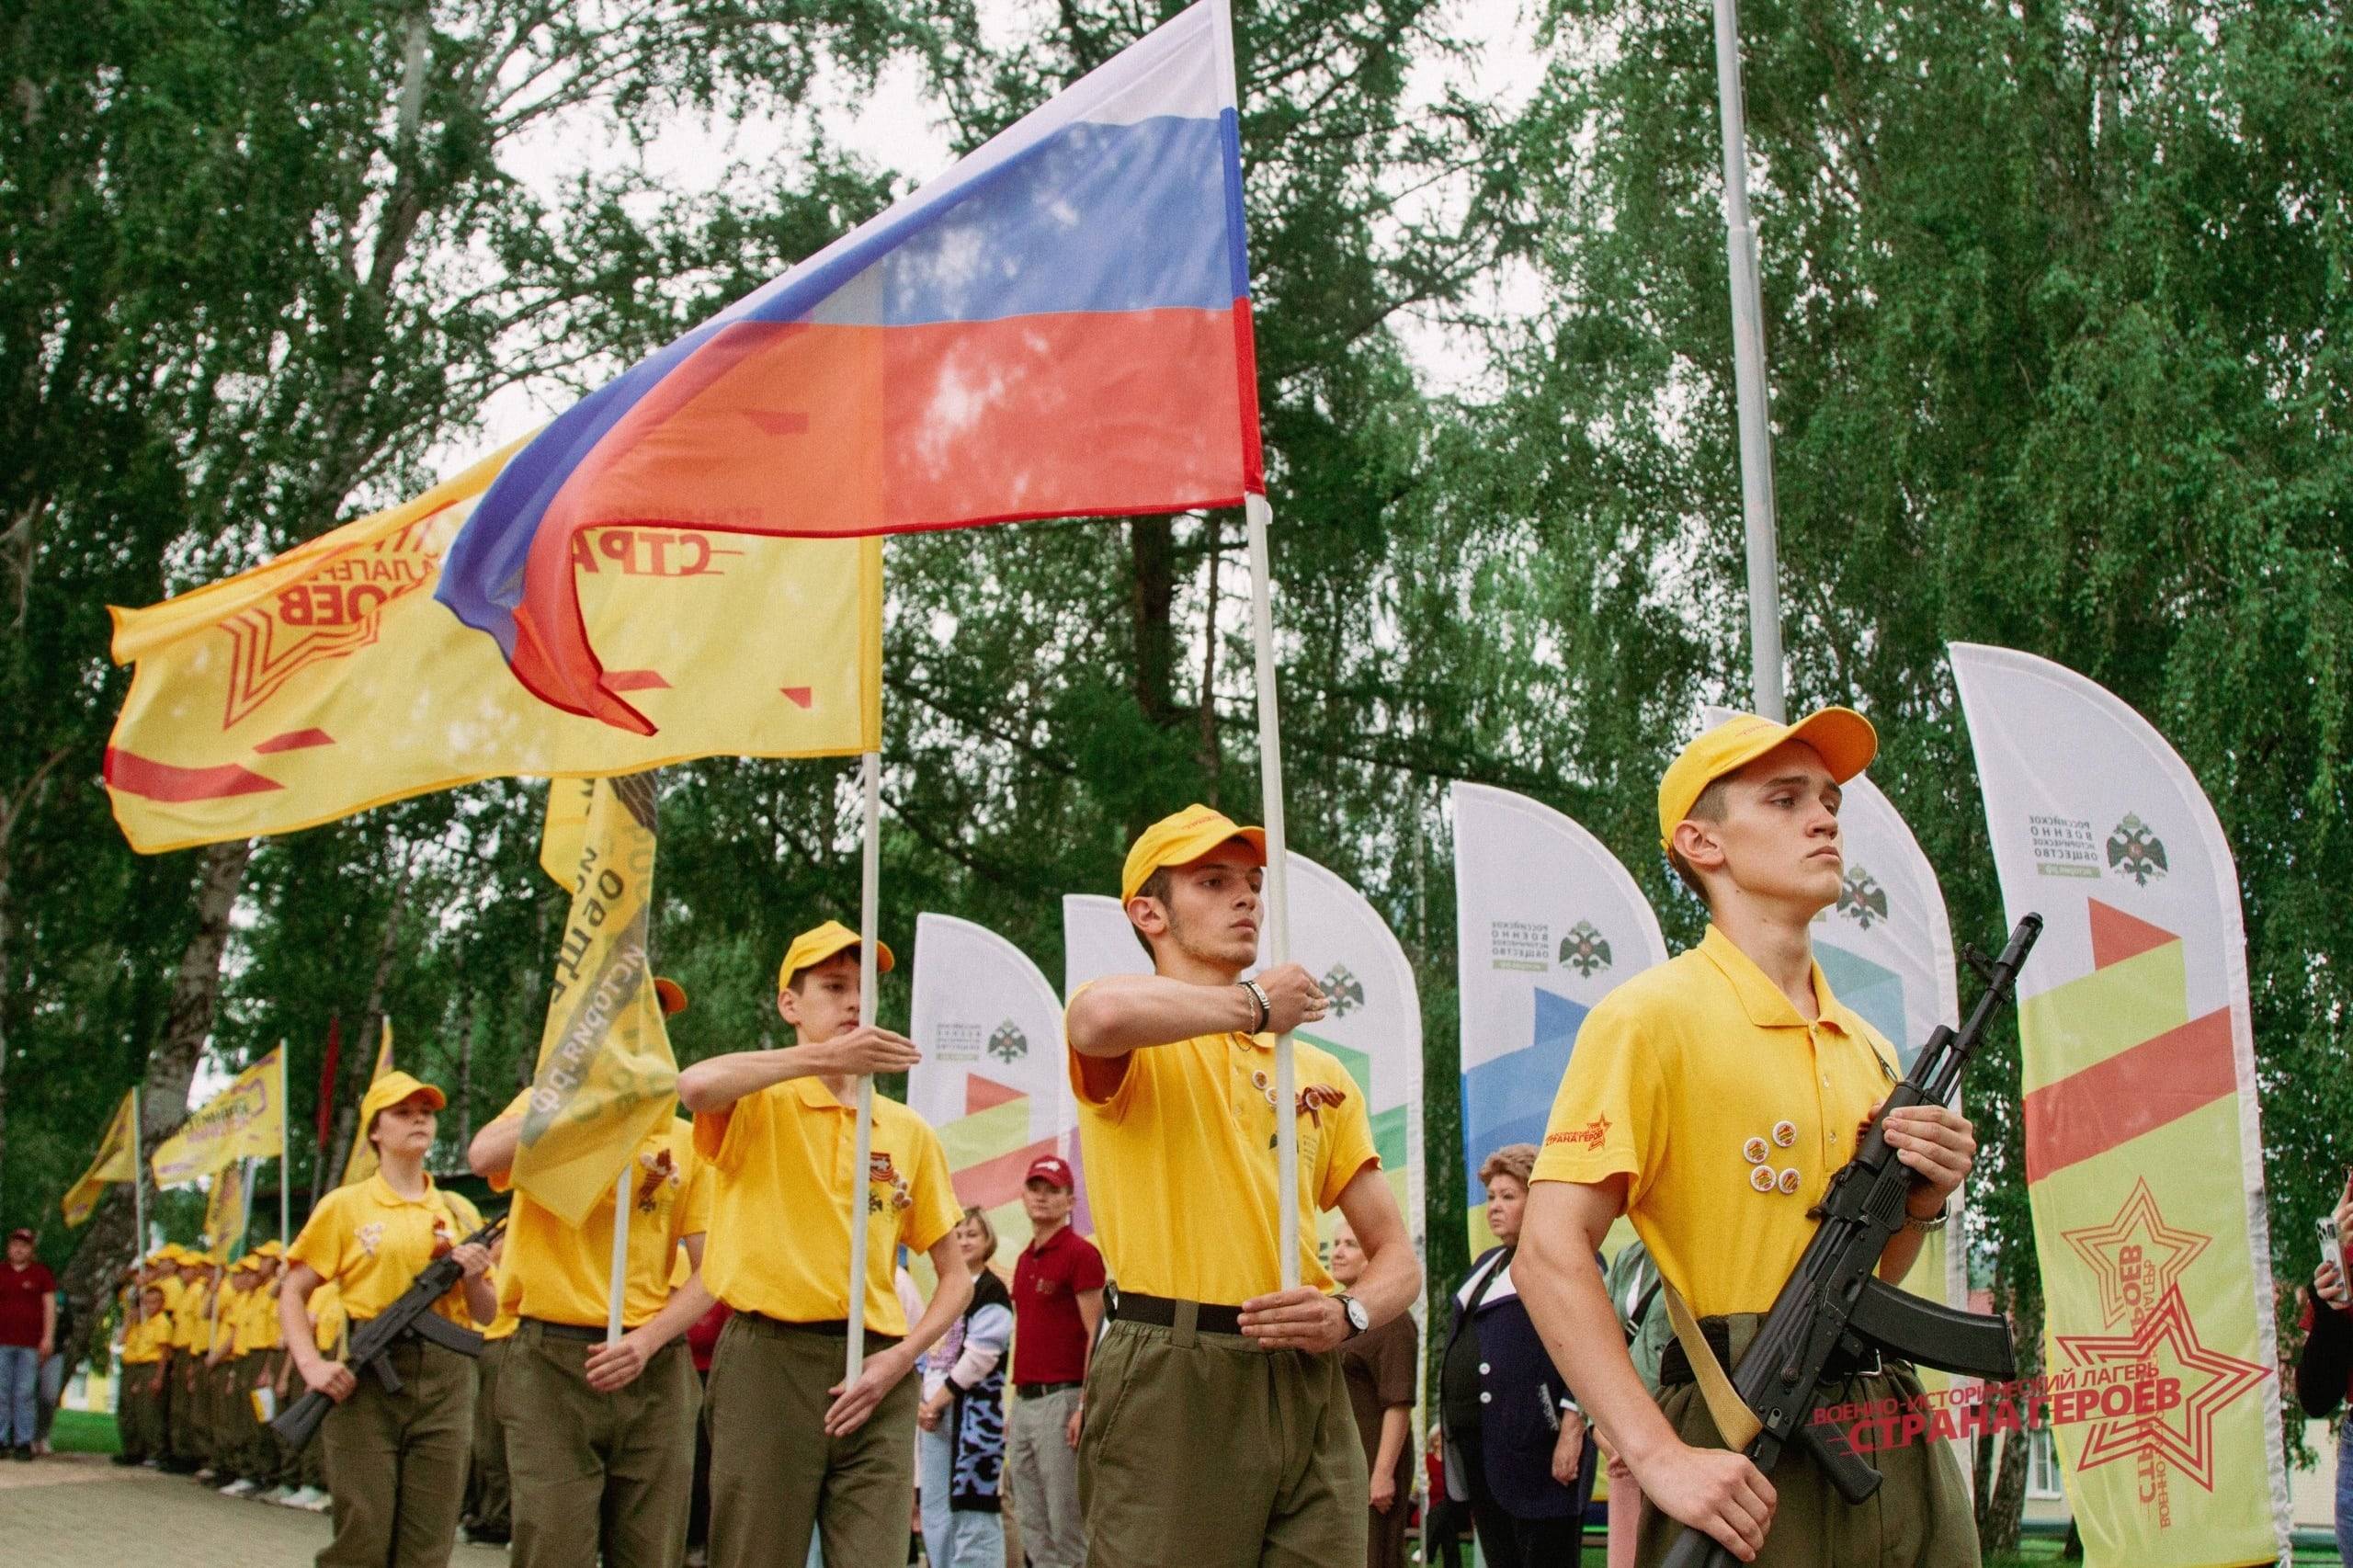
467, 0, 1553, 451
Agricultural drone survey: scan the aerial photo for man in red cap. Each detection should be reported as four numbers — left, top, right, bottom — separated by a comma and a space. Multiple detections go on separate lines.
1004, 1154, 1103, 1568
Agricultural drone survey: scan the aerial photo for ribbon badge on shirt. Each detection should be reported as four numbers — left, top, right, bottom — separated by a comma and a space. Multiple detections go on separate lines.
868, 1152, 912, 1215
636, 1146, 680, 1213
1295, 1083, 1347, 1127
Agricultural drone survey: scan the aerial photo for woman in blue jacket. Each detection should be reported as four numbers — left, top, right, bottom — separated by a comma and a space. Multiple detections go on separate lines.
1440, 1143, 1596, 1566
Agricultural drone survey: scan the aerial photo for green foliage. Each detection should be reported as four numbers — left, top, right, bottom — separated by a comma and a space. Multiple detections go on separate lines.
4, 11, 2349, 1541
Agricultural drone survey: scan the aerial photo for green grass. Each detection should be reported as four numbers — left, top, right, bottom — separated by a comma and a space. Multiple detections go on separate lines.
47, 1408, 119, 1456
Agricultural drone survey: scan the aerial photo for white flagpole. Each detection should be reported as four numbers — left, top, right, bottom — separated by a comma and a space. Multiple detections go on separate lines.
1244, 494, 1301, 1292
846, 750, 882, 1379
1711, 0, 1785, 722
278, 1044, 290, 1242
131, 1087, 146, 1257
607, 1165, 631, 1344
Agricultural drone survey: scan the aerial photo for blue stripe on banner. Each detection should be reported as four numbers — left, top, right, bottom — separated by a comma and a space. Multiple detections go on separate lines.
789, 116, 1237, 326
438, 111, 1245, 642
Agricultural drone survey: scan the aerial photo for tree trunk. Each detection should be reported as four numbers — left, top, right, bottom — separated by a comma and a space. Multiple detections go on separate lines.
55, 837, 252, 1369
1978, 1278, 2042, 1551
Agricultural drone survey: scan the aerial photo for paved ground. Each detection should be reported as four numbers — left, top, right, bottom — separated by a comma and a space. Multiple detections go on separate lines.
0, 1452, 510, 1565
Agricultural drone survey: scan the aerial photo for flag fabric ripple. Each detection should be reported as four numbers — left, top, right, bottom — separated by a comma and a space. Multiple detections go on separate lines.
439, 0, 1261, 733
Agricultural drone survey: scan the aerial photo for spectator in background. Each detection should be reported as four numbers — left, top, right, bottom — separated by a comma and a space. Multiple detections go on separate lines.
1, 1226, 55, 1460
2297, 1174, 2353, 1564
1004, 1153, 1102, 1568
917, 1208, 1014, 1568
33, 1276, 74, 1454
1334, 1218, 1416, 1568
1438, 1147, 1594, 1568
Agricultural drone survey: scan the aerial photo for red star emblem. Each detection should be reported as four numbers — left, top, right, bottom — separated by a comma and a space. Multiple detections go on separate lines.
2052, 1286, 2268, 1491
218, 522, 438, 728
2060, 1177, 2211, 1331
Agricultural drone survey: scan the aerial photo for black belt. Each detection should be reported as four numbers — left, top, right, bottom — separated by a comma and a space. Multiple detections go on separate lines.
1658, 1316, 1886, 1390
1016, 1380, 1084, 1396
736, 1311, 902, 1348
520, 1317, 609, 1344
1108, 1290, 1245, 1336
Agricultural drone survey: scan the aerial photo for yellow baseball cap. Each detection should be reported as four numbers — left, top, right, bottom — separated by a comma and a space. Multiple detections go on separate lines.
256, 1240, 285, 1257
358, 1070, 448, 1136
777, 920, 894, 993
1657, 708, 1878, 847
1121, 804, 1267, 903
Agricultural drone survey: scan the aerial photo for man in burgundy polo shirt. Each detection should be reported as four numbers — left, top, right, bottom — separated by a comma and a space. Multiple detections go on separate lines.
2, 1226, 56, 1460
1006, 1155, 1104, 1568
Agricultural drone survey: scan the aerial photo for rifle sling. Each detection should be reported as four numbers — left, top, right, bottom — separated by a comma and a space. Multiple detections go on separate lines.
1661, 1278, 1762, 1450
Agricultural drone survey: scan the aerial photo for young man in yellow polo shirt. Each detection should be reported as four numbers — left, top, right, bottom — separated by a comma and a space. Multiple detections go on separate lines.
119, 1281, 171, 1466
1063, 804, 1422, 1567
676, 920, 969, 1568
466, 976, 714, 1568
1514, 710, 1981, 1567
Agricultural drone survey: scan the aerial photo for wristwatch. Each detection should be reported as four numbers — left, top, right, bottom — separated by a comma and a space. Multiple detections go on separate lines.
1902, 1205, 1950, 1234
1336, 1293, 1369, 1339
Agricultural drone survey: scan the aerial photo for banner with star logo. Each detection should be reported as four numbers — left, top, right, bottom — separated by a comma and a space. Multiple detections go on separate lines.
1953, 642, 2289, 1567
103, 441, 881, 854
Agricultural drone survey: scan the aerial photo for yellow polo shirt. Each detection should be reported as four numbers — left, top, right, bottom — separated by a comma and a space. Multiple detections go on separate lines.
120, 1313, 168, 1365
1067, 996, 1381, 1305
1530, 926, 1900, 1320
242, 1279, 283, 1352
287, 1174, 486, 1327
694, 1076, 959, 1335
489, 1094, 713, 1329
210, 1287, 247, 1354
309, 1281, 348, 1358
171, 1278, 212, 1350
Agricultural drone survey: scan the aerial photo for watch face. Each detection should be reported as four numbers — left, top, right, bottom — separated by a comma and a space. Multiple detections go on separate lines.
1345, 1297, 1369, 1331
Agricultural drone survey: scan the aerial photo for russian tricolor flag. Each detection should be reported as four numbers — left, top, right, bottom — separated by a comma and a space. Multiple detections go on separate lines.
440, 0, 1261, 733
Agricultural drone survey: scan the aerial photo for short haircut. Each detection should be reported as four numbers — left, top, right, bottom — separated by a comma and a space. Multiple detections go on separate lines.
959, 1205, 997, 1259
1129, 867, 1175, 957
1478, 1143, 1539, 1191
1665, 776, 1735, 903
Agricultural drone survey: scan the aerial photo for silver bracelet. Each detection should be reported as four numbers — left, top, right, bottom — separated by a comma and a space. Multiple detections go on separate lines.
1239, 979, 1271, 1032
1902, 1207, 1949, 1234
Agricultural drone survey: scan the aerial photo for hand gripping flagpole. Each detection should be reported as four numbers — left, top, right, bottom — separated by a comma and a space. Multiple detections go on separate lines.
846, 751, 882, 1380
1711, 0, 1786, 722
1245, 494, 1301, 1293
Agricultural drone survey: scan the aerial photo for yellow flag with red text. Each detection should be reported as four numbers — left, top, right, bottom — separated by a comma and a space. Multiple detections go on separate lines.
151, 1049, 285, 1187
512, 773, 679, 1226
104, 443, 882, 853
202, 1162, 250, 1261
62, 1089, 139, 1227
339, 1020, 398, 1188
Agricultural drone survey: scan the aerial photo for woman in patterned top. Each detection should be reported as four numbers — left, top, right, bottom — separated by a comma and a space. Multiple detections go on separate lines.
917, 1208, 1015, 1568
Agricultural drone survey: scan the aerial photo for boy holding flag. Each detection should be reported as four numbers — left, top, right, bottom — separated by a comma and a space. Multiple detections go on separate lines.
676, 920, 969, 1568
468, 977, 715, 1568
1062, 805, 1422, 1567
